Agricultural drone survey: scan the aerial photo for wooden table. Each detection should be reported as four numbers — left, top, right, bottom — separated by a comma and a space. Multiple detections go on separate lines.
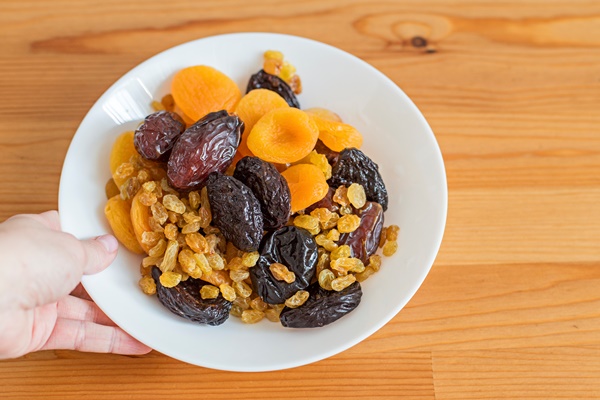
1, 1, 599, 398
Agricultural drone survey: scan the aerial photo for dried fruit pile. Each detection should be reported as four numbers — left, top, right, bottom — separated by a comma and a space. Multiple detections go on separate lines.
104, 50, 399, 328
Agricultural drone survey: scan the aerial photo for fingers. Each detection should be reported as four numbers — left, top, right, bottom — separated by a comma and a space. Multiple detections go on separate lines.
41, 318, 151, 355
79, 234, 119, 275
56, 295, 115, 326
37, 210, 62, 231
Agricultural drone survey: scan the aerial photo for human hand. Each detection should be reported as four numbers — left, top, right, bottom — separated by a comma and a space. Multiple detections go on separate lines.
0, 211, 151, 359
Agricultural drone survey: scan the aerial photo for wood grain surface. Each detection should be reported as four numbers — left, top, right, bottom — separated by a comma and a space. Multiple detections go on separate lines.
1, 0, 599, 399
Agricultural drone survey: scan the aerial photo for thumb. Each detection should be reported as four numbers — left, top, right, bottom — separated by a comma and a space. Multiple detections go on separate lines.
78, 234, 119, 275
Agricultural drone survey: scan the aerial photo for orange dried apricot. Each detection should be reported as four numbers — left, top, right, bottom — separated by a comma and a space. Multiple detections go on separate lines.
105, 195, 144, 254
281, 164, 329, 213
235, 89, 289, 157
311, 114, 363, 152
304, 107, 343, 123
171, 65, 241, 121
247, 108, 319, 164
109, 131, 138, 175
130, 191, 154, 253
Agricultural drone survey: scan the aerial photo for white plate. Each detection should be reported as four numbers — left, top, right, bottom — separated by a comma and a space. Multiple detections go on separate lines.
59, 33, 447, 372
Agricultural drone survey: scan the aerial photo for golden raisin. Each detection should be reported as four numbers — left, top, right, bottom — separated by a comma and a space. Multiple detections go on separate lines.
193, 253, 212, 275
206, 253, 225, 270
178, 249, 197, 274
264, 307, 282, 322
163, 194, 186, 214
293, 214, 320, 235
285, 290, 309, 308
159, 271, 182, 288
250, 297, 269, 312
164, 223, 179, 241
326, 229, 340, 241
185, 232, 209, 253
315, 234, 338, 252
387, 225, 400, 241
219, 283, 237, 302
200, 285, 220, 299
337, 214, 361, 233
333, 186, 350, 206
242, 251, 260, 267
368, 255, 382, 272
159, 240, 179, 272
241, 309, 265, 324
318, 269, 335, 291
139, 275, 156, 295
383, 241, 398, 257
233, 281, 252, 298
269, 262, 296, 283
151, 202, 169, 225
331, 274, 356, 291
330, 245, 351, 261
355, 266, 376, 282
230, 269, 250, 283
148, 238, 167, 257
347, 183, 367, 209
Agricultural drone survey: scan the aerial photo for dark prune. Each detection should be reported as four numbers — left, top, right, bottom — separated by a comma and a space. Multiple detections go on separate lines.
246, 70, 300, 108
305, 187, 338, 214
280, 281, 362, 328
233, 156, 291, 230
339, 201, 384, 263
250, 226, 318, 304
206, 172, 263, 252
151, 267, 231, 326
329, 148, 388, 211
134, 111, 186, 162
167, 110, 243, 191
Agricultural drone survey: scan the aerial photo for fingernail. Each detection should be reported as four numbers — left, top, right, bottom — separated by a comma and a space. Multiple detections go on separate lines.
96, 234, 118, 253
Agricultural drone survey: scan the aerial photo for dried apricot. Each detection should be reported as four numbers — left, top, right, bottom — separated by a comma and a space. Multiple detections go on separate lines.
130, 191, 154, 253
304, 107, 342, 123
105, 195, 144, 254
311, 114, 363, 152
235, 89, 289, 157
247, 108, 319, 164
171, 65, 241, 121
109, 131, 138, 175
281, 164, 329, 213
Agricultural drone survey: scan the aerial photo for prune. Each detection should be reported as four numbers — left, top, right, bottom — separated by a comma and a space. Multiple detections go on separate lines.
246, 69, 300, 108
280, 281, 362, 328
134, 111, 186, 162
339, 201, 384, 263
250, 226, 318, 304
329, 148, 388, 211
167, 110, 243, 191
206, 172, 263, 252
233, 156, 291, 230
305, 187, 338, 214
151, 267, 231, 326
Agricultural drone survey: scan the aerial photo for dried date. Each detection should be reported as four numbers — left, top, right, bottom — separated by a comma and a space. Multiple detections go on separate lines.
246, 69, 300, 108
329, 148, 388, 211
134, 111, 186, 162
233, 156, 291, 230
151, 267, 231, 326
206, 172, 263, 252
280, 281, 362, 328
167, 110, 243, 191
338, 201, 384, 263
250, 226, 318, 304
